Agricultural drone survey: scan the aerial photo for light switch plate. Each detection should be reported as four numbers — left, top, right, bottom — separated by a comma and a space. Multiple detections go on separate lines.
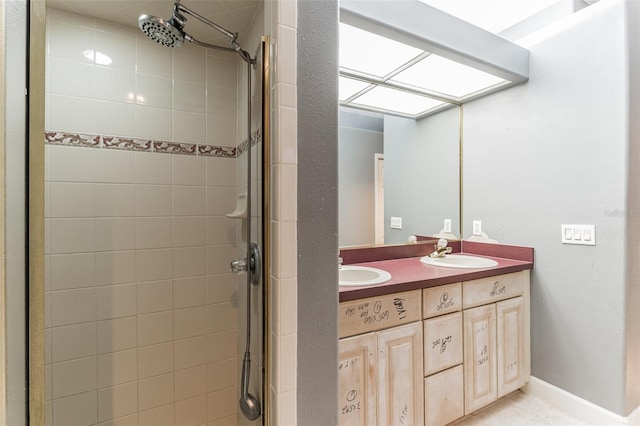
561, 224, 595, 245
444, 219, 452, 233
390, 217, 402, 229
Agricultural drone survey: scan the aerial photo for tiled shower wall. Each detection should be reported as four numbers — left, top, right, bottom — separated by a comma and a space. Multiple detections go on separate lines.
44, 9, 245, 426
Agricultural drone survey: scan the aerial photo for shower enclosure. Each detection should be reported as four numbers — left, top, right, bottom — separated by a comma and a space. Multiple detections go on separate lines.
42, 3, 267, 425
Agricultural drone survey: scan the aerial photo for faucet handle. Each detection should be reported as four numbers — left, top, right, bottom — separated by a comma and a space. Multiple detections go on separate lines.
436, 238, 448, 249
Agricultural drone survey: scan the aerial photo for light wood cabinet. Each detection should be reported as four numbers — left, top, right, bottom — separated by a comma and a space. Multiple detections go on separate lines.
338, 322, 423, 426
462, 270, 530, 414
338, 333, 378, 426
339, 269, 530, 426
463, 304, 498, 413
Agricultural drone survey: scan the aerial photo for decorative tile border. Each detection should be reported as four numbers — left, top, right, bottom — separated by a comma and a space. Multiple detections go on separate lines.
44, 129, 262, 159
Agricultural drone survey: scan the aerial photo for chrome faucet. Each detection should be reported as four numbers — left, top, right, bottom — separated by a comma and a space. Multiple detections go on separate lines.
429, 238, 452, 258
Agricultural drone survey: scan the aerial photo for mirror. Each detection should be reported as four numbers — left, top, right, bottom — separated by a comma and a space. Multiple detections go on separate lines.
339, 105, 461, 247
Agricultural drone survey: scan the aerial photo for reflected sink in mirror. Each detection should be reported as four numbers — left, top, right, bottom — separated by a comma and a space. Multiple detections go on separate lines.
420, 254, 498, 269
339, 265, 392, 286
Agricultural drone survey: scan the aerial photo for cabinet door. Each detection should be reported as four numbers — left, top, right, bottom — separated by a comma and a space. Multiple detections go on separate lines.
378, 322, 424, 426
338, 333, 378, 426
463, 304, 497, 414
497, 296, 527, 397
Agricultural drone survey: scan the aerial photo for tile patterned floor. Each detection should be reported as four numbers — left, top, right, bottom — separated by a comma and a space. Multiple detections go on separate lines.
454, 390, 591, 426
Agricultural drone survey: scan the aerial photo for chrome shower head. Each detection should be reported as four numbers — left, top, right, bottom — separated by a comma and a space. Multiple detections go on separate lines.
138, 14, 185, 48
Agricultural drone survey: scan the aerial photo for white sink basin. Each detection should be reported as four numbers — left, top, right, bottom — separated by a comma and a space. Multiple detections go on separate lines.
421, 254, 498, 269
339, 265, 392, 287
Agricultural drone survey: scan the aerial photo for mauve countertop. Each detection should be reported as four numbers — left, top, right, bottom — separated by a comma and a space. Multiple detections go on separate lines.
339, 241, 533, 302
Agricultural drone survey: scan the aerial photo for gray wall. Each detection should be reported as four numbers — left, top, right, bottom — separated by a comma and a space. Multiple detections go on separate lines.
338, 125, 383, 246
297, 0, 339, 424
462, 0, 632, 415
384, 108, 460, 244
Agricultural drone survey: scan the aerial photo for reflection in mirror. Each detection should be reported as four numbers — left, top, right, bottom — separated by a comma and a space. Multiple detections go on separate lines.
339, 106, 461, 247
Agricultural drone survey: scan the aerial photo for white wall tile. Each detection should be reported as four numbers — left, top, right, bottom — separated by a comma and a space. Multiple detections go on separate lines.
95, 251, 136, 286
206, 54, 236, 88
135, 152, 172, 185
273, 332, 297, 393
48, 95, 96, 134
48, 145, 99, 183
175, 365, 207, 402
207, 330, 237, 363
97, 316, 137, 354
138, 403, 174, 426
206, 302, 237, 334
174, 80, 206, 114
51, 322, 97, 362
97, 349, 138, 388
135, 105, 172, 140
135, 185, 173, 217
136, 248, 173, 282
135, 217, 173, 249
137, 342, 174, 379
174, 49, 206, 84
274, 388, 297, 426
52, 391, 98, 426
172, 111, 206, 144
207, 386, 237, 422
45, 328, 52, 364
206, 187, 236, 216
174, 336, 206, 370
136, 74, 172, 109
137, 311, 173, 347
173, 246, 206, 279
173, 217, 206, 247
50, 218, 95, 254
52, 357, 97, 398
47, 182, 95, 218
95, 31, 136, 71
274, 106, 297, 165
95, 101, 136, 137
95, 67, 135, 103
205, 245, 237, 275
95, 218, 136, 251
174, 186, 206, 216
92, 149, 136, 184
45, 364, 52, 401
97, 382, 138, 423
136, 37, 172, 78
174, 276, 206, 309
48, 57, 95, 98
96, 284, 137, 320
98, 413, 138, 426
206, 86, 237, 118
273, 163, 297, 222
205, 217, 236, 246
206, 115, 236, 146
174, 395, 207, 426
51, 288, 96, 327
94, 184, 135, 217
47, 22, 95, 64
137, 280, 173, 314
206, 157, 235, 187
173, 156, 205, 186
50, 253, 95, 290
174, 306, 206, 340
206, 274, 237, 304
138, 373, 174, 411
207, 358, 237, 392
272, 277, 297, 337
272, 220, 297, 279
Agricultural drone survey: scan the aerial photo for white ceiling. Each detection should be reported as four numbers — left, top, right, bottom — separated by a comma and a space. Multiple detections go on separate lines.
47, 0, 262, 47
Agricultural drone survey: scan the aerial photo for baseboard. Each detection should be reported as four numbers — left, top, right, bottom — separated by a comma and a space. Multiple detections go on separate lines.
523, 376, 634, 425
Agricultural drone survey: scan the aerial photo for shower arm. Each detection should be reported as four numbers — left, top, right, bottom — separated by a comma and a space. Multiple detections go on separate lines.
174, 3, 240, 49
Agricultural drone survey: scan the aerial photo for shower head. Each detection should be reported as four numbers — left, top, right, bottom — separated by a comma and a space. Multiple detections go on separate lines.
138, 14, 185, 48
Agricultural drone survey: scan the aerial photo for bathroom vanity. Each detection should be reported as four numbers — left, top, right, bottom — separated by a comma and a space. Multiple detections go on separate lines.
337, 242, 533, 426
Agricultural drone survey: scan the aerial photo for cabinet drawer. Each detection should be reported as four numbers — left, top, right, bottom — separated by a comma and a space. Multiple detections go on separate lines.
424, 365, 464, 426
339, 290, 422, 338
423, 283, 462, 318
463, 271, 527, 309
423, 312, 463, 376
